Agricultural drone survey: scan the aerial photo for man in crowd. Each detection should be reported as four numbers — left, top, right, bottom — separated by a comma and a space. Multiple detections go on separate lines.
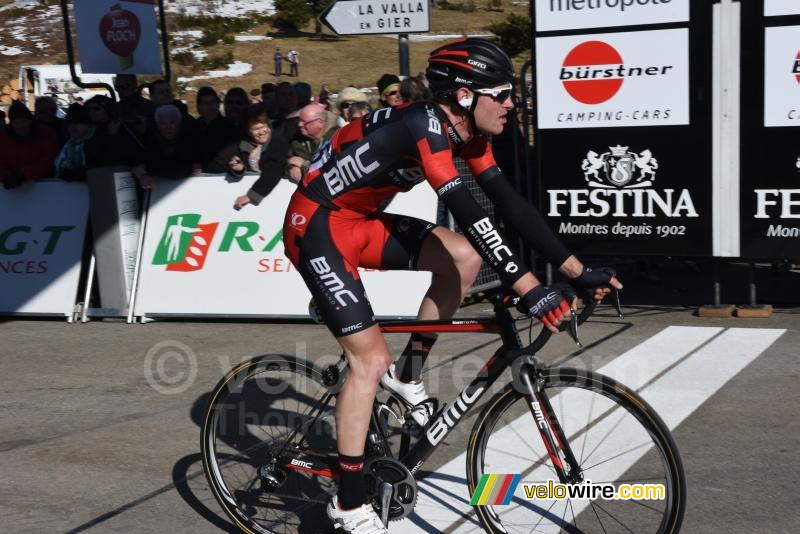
114, 74, 153, 138
0, 101, 60, 189
285, 102, 338, 183
287, 49, 299, 77
195, 86, 240, 173
274, 48, 283, 76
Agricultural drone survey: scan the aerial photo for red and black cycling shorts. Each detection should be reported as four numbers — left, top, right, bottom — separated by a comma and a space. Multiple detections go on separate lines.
283, 191, 435, 337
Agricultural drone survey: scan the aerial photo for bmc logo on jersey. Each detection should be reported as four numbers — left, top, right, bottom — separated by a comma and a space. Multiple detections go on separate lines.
560, 41, 674, 105
323, 142, 380, 195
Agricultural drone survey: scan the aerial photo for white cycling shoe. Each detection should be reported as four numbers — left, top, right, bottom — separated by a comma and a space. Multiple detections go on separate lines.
380, 363, 436, 427
327, 495, 388, 533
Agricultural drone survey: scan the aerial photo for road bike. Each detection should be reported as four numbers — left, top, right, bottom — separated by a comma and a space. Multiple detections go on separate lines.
201, 287, 686, 533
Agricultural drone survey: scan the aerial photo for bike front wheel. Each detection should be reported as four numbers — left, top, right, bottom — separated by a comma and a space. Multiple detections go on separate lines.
467, 367, 686, 534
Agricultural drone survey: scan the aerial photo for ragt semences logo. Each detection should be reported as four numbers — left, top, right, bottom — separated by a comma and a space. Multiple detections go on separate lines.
152, 214, 219, 272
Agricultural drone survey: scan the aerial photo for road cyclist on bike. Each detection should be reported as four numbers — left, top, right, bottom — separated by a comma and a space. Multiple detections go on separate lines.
261, 38, 624, 533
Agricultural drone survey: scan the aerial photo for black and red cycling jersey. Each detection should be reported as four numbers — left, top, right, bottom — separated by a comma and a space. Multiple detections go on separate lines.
282, 101, 570, 336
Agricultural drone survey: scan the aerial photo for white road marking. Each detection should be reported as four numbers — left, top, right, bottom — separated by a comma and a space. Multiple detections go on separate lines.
391, 327, 785, 533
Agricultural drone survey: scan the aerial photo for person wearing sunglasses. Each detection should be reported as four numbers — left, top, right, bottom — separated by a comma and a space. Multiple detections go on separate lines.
376, 73, 404, 108
242, 39, 626, 533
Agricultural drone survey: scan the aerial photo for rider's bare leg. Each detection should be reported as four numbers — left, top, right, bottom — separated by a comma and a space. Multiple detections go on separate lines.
334, 324, 393, 508
395, 227, 482, 382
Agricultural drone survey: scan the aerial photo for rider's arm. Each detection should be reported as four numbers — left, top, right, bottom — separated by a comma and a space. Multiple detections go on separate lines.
460, 137, 577, 275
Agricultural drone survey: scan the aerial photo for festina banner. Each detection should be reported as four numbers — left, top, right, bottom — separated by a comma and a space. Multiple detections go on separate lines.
133, 176, 436, 318
532, 1, 713, 256
740, 2, 800, 259
0, 181, 88, 316
73, 0, 161, 74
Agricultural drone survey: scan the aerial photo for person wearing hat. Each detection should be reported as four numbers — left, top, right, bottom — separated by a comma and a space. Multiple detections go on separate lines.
0, 101, 60, 189
376, 73, 404, 108
335, 86, 370, 125
54, 103, 98, 181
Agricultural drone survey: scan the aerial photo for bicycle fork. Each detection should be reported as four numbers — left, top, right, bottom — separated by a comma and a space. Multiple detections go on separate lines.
518, 360, 584, 485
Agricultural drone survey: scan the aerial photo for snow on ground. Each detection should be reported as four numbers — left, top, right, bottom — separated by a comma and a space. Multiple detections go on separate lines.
0, 44, 27, 56
165, 0, 275, 17
235, 34, 272, 42
383, 33, 493, 42
177, 61, 253, 83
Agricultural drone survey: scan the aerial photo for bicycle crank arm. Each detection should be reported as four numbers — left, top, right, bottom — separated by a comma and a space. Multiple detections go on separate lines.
379, 482, 392, 527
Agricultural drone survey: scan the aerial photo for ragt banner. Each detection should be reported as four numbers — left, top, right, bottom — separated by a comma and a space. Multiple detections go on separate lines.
73, 0, 161, 74
0, 181, 88, 316
133, 176, 437, 318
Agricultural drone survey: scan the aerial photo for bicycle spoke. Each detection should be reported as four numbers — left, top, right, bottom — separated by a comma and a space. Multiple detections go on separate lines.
587, 499, 638, 534
581, 440, 652, 473
588, 500, 608, 534
579, 386, 597, 465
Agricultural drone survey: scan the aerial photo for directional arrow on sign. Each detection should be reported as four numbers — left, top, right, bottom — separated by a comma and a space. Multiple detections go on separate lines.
320, 0, 431, 36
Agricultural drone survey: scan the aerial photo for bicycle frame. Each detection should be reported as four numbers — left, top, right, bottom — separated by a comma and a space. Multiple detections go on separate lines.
378, 295, 582, 484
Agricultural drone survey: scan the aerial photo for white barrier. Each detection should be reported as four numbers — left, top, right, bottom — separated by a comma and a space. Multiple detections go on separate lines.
0, 181, 89, 317
132, 175, 437, 319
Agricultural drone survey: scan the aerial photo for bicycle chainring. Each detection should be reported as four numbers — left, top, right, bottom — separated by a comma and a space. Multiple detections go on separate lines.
363, 457, 417, 521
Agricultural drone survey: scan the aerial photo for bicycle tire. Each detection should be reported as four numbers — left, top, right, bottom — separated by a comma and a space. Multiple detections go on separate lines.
201, 354, 344, 534
467, 367, 686, 534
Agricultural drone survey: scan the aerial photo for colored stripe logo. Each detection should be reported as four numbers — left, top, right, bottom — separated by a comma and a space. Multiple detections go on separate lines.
470, 474, 521, 506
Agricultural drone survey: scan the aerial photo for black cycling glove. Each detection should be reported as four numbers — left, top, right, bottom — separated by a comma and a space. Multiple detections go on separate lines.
571, 266, 616, 290
519, 285, 570, 327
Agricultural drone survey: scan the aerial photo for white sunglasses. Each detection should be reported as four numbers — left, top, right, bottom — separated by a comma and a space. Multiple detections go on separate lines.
474, 84, 513, 102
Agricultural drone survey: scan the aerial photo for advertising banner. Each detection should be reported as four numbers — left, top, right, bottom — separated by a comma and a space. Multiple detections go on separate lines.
73, 0, 161, 74
532, 1, 713, 256
0, 181, 88, 316
535, 28, 690, 129
740, 2, 800, 259
133, 176, 437, 318
535, 0, 689, 32
764, 0, 800, 17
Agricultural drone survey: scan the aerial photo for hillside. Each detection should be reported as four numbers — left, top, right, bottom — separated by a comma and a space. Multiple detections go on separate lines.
0, 0, 530, 105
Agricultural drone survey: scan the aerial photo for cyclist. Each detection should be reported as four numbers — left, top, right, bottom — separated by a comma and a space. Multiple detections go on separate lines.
278, 38, 623, 533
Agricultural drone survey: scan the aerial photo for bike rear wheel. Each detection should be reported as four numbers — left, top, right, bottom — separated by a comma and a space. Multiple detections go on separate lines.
201, 354, 343, 534
467, 367, 686, 534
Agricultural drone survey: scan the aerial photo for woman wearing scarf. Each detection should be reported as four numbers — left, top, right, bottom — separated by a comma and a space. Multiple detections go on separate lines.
55, 104, 97, 182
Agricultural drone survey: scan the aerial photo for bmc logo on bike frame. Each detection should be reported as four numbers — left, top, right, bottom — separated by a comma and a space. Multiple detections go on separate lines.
309, 256, 359, 307
426, 384, 485, 446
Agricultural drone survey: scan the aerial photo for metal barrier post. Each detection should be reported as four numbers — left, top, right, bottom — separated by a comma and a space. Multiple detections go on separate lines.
127, 190, 151, 324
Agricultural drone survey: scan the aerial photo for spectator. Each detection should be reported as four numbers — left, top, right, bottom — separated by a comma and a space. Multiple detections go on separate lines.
228, 105, 274, 175
400, 74, 433, 102
195, 86, 239, 173
318, 84, 330, 109
261, 82, 278, 119
249, 87, 262, 103
272, 81, 300, 142
287, 49, 299, 77
293, 81, 312, 108
148, 79, 197, 131
223, 87, 249, 130
133, 104, 201, 188
286, 102, 338, 182
114, 74, 152, 140
34, 96, 68, 146
232, 119, 291, 209
83, 95, 141, 168
54, 103, 98, 182
347, 101, 372, 121
377, 73, 404, 108
274, 47, 283, 76
0, 109, 6, 133
335, 86, 369, 125
0, 101, 59, 189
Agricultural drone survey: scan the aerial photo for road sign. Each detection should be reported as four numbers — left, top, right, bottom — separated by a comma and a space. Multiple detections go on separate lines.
320, 0, 431, 36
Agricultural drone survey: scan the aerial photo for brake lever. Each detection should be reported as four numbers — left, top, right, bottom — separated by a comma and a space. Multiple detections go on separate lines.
566, 304, 582, 348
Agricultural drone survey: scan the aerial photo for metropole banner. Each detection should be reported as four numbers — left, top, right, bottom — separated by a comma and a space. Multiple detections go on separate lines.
739, 1, 800, 258
531, 1, 713, 256
73, 0, 161, 74
133, 176, 436, 318
0, 181, 88, 316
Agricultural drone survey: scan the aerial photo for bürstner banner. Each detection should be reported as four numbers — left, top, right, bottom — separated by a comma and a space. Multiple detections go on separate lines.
532, 1, 713, 256
0, 181, 88, 316
133, 176, 435, 318
73, 0, 161, 74
740, 1, 800, 258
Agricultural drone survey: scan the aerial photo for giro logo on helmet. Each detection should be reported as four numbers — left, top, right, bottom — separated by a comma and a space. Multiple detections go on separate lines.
468, 59, 487, 69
